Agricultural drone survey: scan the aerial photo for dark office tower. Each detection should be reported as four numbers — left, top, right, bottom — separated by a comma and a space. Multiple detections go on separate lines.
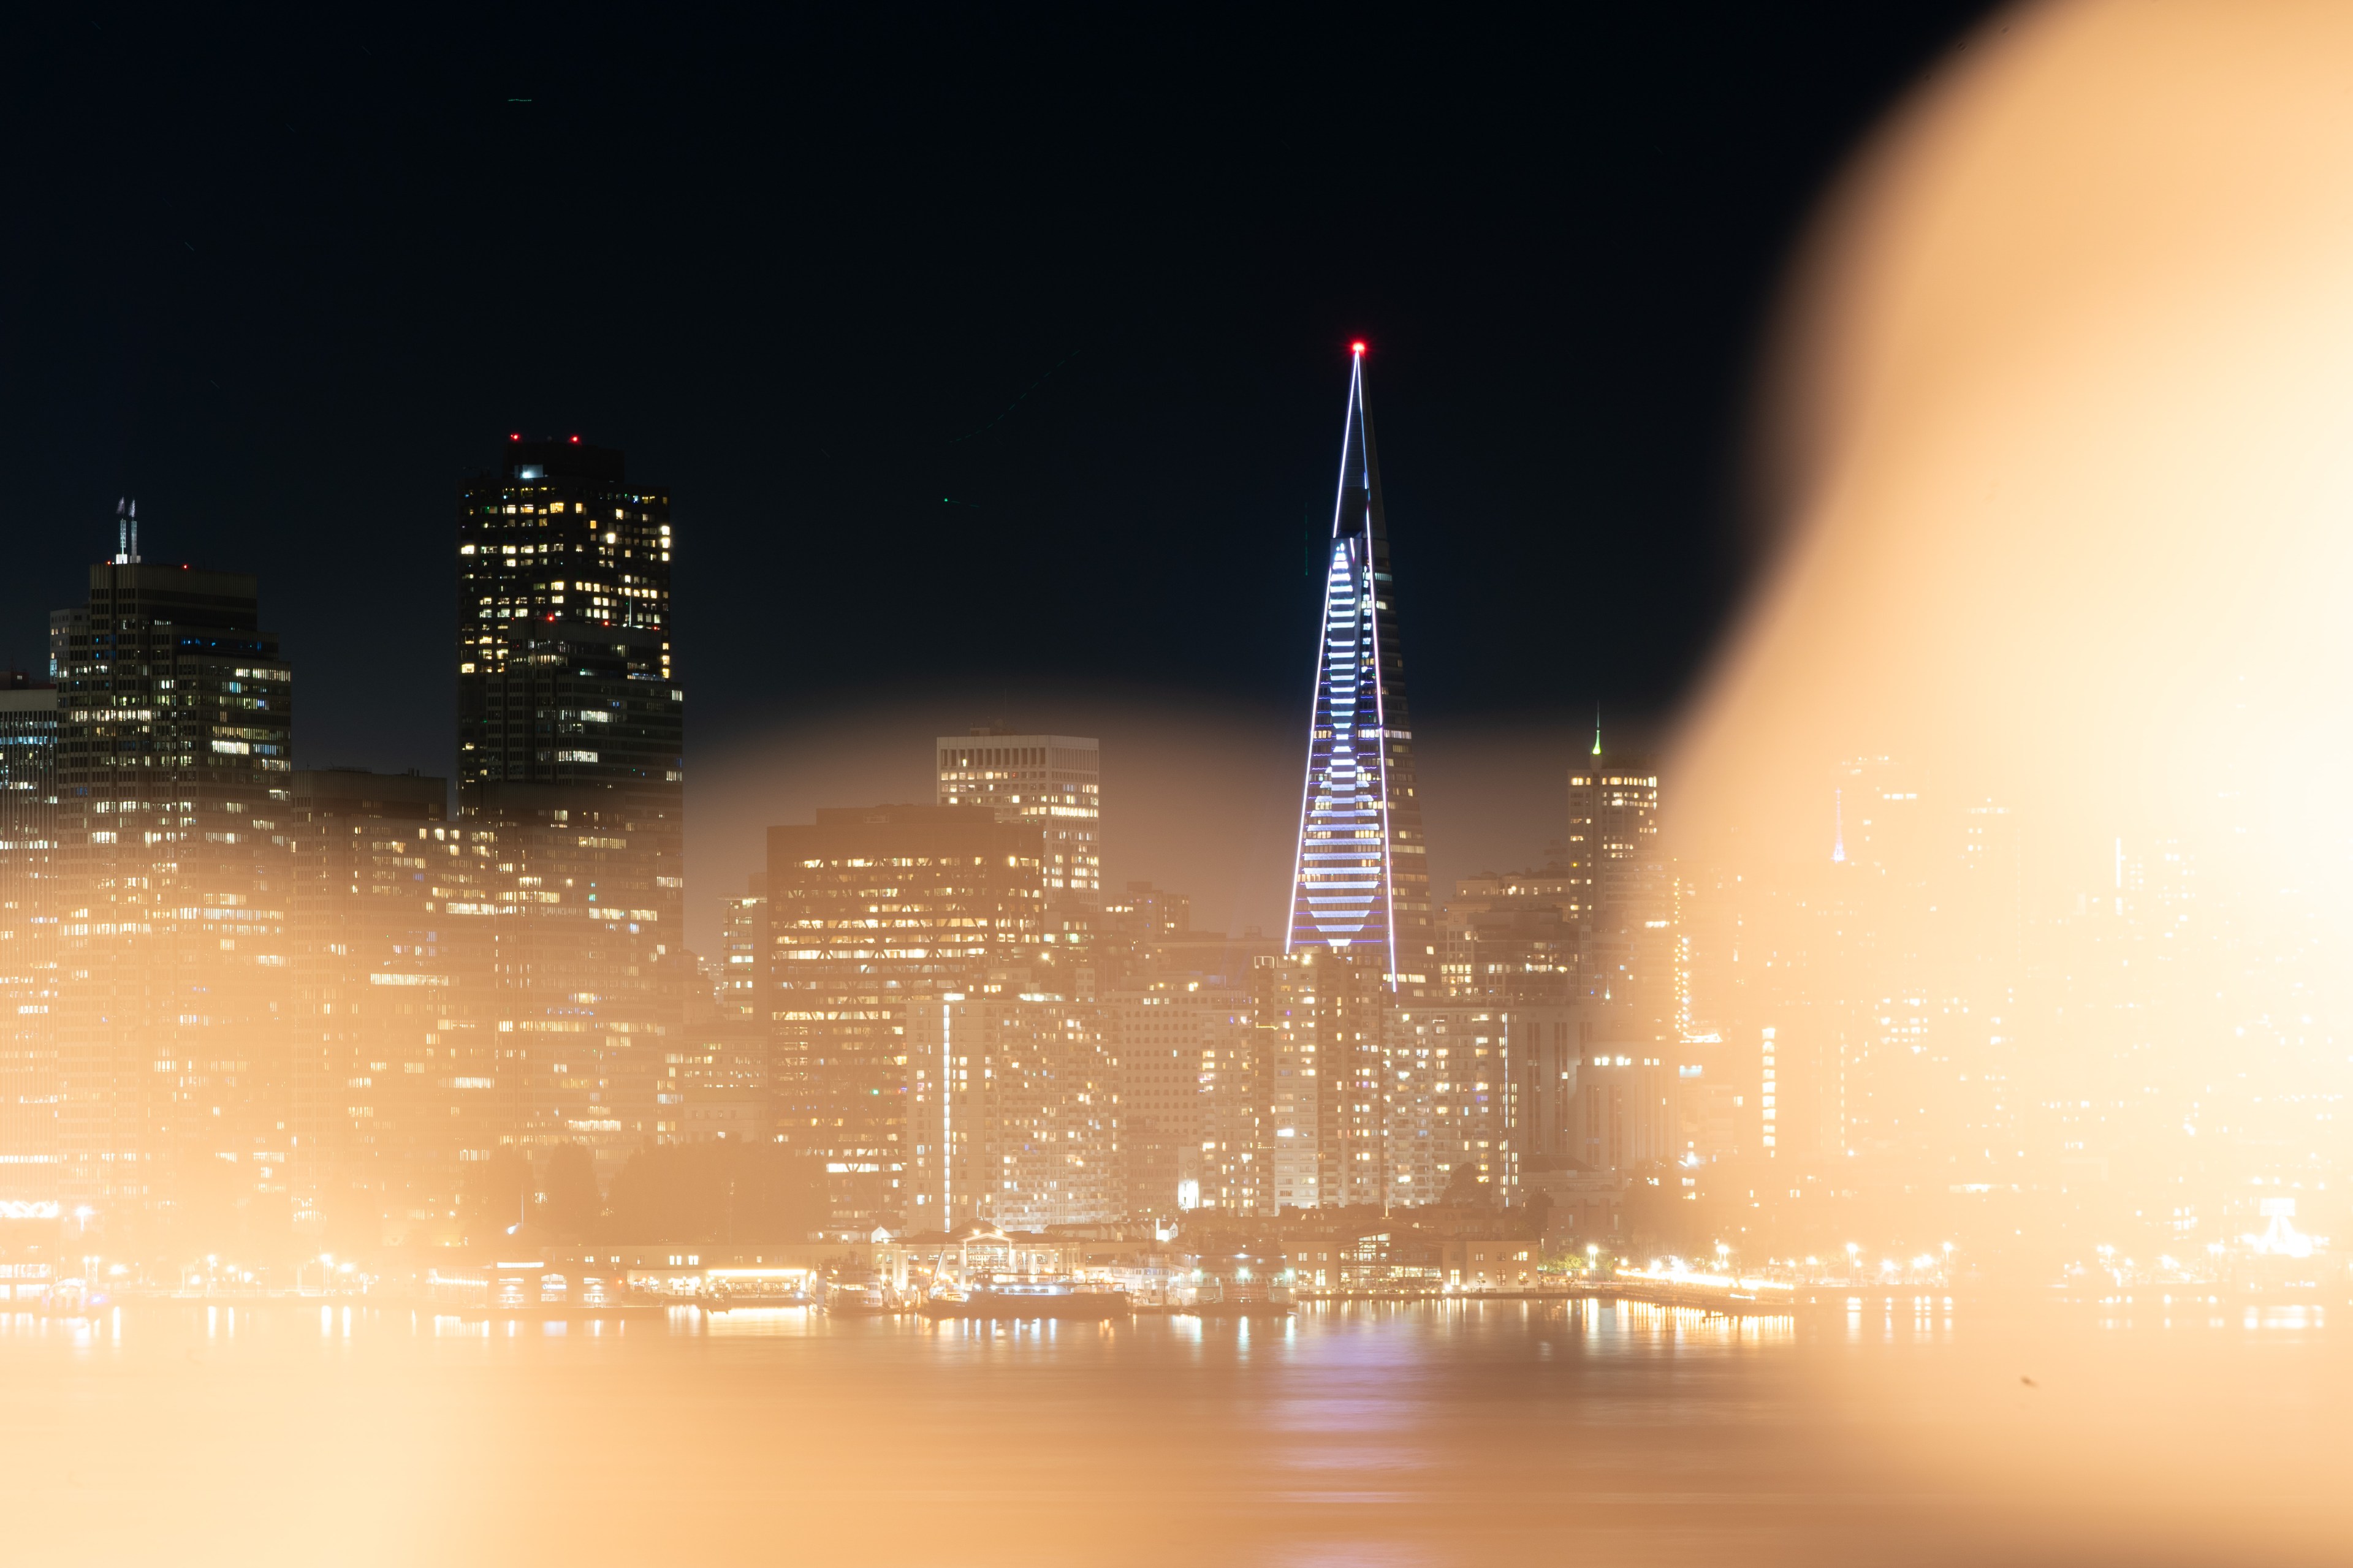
0, 681, 61, 1216
455, 437, 680, 807
287, 770, 496, 1247
454, 437, 685, 1183
1285, 345, 1431, 988
766, 806, 1047, 1227
48, 556, 295, 1235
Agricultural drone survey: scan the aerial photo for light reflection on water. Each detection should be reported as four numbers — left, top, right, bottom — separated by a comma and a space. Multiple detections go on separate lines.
1, 1297, 2347, 1566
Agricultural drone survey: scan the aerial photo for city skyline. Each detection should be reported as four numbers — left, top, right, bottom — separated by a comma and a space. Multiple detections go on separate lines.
1, 368, 2319, 1252
0, 10, 1994, 784
10, 8, 2353, 1562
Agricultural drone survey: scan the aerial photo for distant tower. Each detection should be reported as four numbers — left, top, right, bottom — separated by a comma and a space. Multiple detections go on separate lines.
454, 436, 679, 808
937, 729, 1101, 907
1565, 740, 1660, 926
1284, 343, 1431, 986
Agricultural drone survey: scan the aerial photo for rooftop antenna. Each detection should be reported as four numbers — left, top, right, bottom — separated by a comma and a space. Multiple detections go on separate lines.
1591, 703, 1602, 758
115, 498, 141, 564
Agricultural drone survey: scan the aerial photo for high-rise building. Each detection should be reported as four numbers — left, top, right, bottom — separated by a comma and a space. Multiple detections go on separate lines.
1251, 952, 1320, 1211
1565, 737, 1660, 923
455, 437, 680, 808
1439, 865, 1581, 1004
1106, 974, 1260, 1218
49, 555, 296, 1232
1285, 344, 1431, 987
765, 805, 1048, 1227
1312, 949, 1396, 1208
453, 437, 687, 1183
719, 877, 767, 1021
1277, 346, 1436, 1214
1567, 741, 1676, 1037
937, 730, 1100, 907
0, 682, 60, 1216
904, 976, 1114, 1230
460, 787, 682, 1173
286, 769, 493, 1246
1397, 1001, 1512, 1204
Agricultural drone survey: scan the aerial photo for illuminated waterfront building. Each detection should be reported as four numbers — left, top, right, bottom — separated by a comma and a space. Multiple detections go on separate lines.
764, 805, 1047, 1227
905, 978, 1114, 1230
1285, 344, 1431, 987
1311, 949, 1397, 1207
937, 730, 1100, 907
0, 681, 60, 1214
48, 549, 296, 1229
1250, 952, 1320, 1211
1396, 1002, 1513, 1205
1107, 974, 1261, 1218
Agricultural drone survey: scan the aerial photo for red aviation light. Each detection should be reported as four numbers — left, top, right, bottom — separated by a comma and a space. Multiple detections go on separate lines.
1350, 340, 1367, 355
509, 433, 520, 441
569, 434, 580, 443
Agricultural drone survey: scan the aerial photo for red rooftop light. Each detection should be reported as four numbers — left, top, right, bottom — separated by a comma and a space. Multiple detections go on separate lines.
509, 433, 520, 441
1350, 340, 1367, 354
569, 434, 580, 444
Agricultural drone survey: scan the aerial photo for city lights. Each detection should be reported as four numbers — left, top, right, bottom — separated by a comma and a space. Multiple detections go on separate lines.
4, 7, 2353, 1561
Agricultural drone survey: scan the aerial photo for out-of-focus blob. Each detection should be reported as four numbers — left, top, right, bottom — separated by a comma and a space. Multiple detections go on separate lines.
1676, 0, 2353, 895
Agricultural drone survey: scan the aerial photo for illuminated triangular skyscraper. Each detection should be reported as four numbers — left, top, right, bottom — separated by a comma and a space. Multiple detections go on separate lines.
1285, 343, 1431, 987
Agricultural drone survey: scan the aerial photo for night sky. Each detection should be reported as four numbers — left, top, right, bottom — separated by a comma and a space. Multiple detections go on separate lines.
1, 5, 1995, 931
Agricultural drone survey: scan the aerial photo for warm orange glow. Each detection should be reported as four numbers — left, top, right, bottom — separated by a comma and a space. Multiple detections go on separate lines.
1682, 0, 2353, 885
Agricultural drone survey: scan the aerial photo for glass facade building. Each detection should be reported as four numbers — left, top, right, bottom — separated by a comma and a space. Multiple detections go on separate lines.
765, 805, 1047, 1228
48, 561, 296, 1225
455, 437, 680, 812
286, 768, 497, 1244
453, 438, 686, 1180
1285, 348, 1431, 987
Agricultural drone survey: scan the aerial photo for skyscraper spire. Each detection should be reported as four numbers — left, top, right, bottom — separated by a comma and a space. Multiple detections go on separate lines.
1285, 343, 1430, 985
1592, 703, 1602, 757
